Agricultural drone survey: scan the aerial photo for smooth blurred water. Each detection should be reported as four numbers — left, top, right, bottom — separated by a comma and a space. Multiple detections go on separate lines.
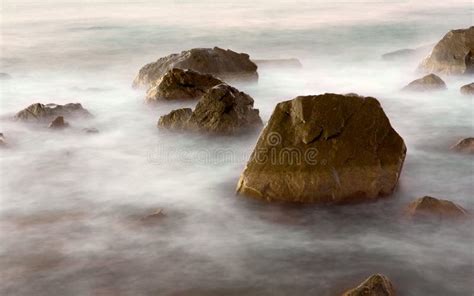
0, 1, 473, 295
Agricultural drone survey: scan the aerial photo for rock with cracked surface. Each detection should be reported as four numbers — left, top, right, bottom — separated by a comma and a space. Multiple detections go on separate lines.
419, 26, 474, 75
133, 47, 258, 88
460, 82, 474, 95
405, 196, 468, 221
236, 93, 406, 204
450, 137, 474, 154
145, 68, 223, 103
158, 84, 262, 135
402, 74, 446, 92
15, 103, 91, 122
342, 274, 395, 296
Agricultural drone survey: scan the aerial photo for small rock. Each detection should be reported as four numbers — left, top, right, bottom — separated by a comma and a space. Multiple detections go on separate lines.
342, 274, 395, 296
145, 68, 223, 103
450, 137, 474, 154
0, 73, 12, 80
83, 127, 99, 134
48, 116, 69, 129
140, 209, 166, 224
158, 84, 262, 135
15, 103, 91, 122
460, 82, 474, 95
405, 196, 468, 221
0, 133, 6, 147
402, 74, 446, 91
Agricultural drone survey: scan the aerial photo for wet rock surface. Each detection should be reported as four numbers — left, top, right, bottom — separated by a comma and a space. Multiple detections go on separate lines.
419, 26, 474, 75
15, 103, 91, 122
236, 93, 406, 203
402, 74, 446, 91
405, 196, 468, 221
342, 274, 395, 296
460, 82, 474, 95
145, 68, 223, 103
158, 84, 262, 135
450, 137, 474, 153
133, 47, 258, 88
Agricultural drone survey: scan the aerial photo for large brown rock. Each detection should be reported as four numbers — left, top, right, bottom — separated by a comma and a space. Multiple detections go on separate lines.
145, 68, 223, 103
158, 84, 262, 135
236, 93, 406, 204
405, 196, 468, 221
342, 274, 395, 296
402, 74, 446, 92
133, 47, 258, 88
450, 137, 474, 154
419, 27, 474, 75
15, 103, 91, 122
460, 82, 474, 95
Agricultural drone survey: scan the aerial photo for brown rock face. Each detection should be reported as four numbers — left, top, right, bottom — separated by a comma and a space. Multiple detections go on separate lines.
145, 68, 223, 103
15, 103, 91, 122
48, 116, 69, 129
450, 137, 474, 154
158, 84, 262, 135
460, 82, 474, 95
419, 27, 474, 75
133, 47, 258, 88
236, 93, 406, 204
405, 196, 468, 221
402, 74, 446, 91
342, 274, 395, 296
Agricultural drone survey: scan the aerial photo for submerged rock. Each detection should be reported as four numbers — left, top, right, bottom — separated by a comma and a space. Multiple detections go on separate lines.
145, 68, 223, 103
15, 103, 91, 122
450, 137, 474, 154
236, 93, 406, 204
402, 74, 446, 91
460, 82, 474, 95
419, 26, 474, 75
48, 116, 69, 129
83, 127, 99, 134
0, 73, 12, 80
133, 47, 258, 88
252, 58, 302, 68
158, 84, 262, 135
405, 196, 468, 221
382, 44, 433, 61
342, 274, 395, 296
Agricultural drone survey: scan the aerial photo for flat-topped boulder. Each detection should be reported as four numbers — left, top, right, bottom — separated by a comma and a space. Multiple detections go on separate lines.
133, 47, 258, 88
236, 93, 406, 204
460, 82, 474, 95
419, 26, 474, 75
450, 137, 474, 154
15, 103, 91, 122
405, 196, 468, 221
402, 74, 446, 91
145, 68, 223, 103
158, 84, 262, 135
342, 274, 395, 296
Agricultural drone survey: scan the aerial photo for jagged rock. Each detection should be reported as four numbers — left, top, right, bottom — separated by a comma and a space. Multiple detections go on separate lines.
83, 127, 99, 134
450, 137, 474, 154
252, 58, 302, 68
15, 103, 91, 122
405, 196, 468, 221
133, 47, 258, 88
402, 74, 446, 91
48, 116, 69, 129
145, 68, 222, 103
158, 84, 262, 135
342, 274, 395, 296
460, 82, 474, 95
419, 26, 474, 75
236, 93, 406, 204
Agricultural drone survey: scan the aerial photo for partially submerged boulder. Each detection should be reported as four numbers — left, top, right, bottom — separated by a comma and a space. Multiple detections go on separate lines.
419, 26, 474, 75
133, 47, 258, 88
252, 58, 302, 68
342, 274, 395, 296
402, 74, 446, 91
83, 127, 99, 134
48, 116, 69, 129
450, 137, 474, 154
15, 103, 91, 122
382, 44, 433, 61
236, 93, 406, 204
145, 68, 222, 103
158, 84, 262, 135
0, 133, 6, 147
405, 196, 468, 221
460, 82, 474, 95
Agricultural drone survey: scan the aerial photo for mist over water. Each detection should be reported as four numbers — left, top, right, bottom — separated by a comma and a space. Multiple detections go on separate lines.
1, 1, 473, 295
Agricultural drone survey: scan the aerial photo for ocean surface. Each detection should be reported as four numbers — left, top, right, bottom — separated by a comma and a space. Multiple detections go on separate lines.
0, 1, 473, 295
